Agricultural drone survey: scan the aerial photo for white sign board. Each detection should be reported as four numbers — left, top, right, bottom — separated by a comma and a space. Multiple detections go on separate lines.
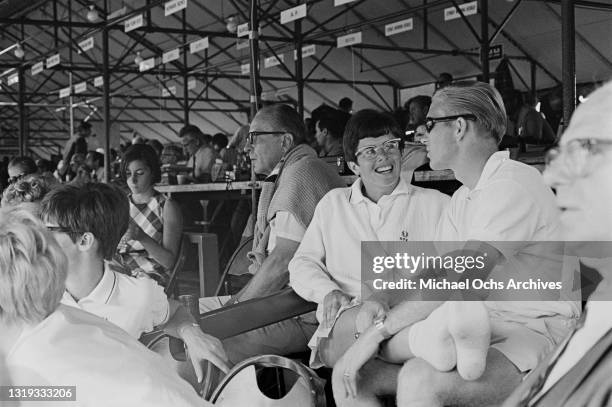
139, 57, 155, 72
46, 54, 60, 68
190, 37, 209, 54
293, 44, 316, 60
164, 0, 187, 16
280, 4, 307, 24
188, 79, 197, 90
161, 86, 177, 97
385, 18, 413, 36
163, 48, 180, 64
444, 1, 478, 21
74, 82, 87, 94
124, 14, 144, 32
78, 37, 94, 53
31, 62, 44, 76
264, 54, 284, 68
334, 0, 356, 5
59, 87, 71, 98
236, 39, 249, 50
7, 73, 19, 85
237, 23, 250, 38
337, 32, 362, 48
241, 63, 250, 74
94, 76, 104, 87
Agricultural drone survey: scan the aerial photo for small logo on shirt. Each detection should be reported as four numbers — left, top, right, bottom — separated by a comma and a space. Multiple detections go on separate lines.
400, 230, 409, 241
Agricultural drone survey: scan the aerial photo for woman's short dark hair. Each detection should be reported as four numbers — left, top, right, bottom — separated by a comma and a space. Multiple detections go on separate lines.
40, 183, 129, 260
343, 109, 403, 162
120, 144, 161, 184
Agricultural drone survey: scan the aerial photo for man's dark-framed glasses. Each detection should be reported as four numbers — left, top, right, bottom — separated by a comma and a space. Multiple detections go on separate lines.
425, 114, 477, 133
46, 225, 74, 233
247, 131, 286, 146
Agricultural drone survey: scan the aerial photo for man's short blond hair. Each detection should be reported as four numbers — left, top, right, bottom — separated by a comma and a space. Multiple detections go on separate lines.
0, 206, 67, 324
434, 81, 507, 144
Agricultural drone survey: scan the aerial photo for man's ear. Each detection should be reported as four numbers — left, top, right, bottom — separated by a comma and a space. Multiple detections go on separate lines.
281, 133, 295, 152
454, 117, 469, 142
347, 161, 360, 176
77, 232, 96, 253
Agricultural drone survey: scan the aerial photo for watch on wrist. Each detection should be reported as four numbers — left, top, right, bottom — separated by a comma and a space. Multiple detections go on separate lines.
373, 315, 392, 340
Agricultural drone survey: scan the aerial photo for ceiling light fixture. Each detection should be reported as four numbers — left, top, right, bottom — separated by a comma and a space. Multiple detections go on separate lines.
14, 44, 24, 59
134, 51, 143, 66
86, 5, 100, 22
226, 16, 238, 33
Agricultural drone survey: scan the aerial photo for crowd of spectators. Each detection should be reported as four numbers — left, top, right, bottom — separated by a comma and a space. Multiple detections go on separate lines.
2, 77, 608, 407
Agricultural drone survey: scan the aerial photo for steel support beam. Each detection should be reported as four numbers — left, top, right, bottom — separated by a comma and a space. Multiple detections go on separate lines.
18, 66, 26, 156
562, 0, 576, 125
480, 0, 489, 82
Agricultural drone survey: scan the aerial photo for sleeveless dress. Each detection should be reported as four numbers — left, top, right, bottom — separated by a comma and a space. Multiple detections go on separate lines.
116, 191, 169, 285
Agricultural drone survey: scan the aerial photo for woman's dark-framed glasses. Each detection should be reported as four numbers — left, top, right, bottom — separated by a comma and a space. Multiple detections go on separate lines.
425, 114, 477, 133
246, 131, 286, 146
355, 138, 402, 160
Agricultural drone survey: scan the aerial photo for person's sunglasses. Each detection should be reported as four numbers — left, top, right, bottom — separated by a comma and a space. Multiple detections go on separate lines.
246, 131, 286, 146
424, 114, 477, 133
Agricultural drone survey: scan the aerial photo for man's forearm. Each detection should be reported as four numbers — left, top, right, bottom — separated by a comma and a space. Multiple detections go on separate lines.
234, 255, 289, 302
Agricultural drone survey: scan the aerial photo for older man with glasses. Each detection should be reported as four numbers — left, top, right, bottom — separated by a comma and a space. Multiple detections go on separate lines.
197, 103, 345, 363
502, 81, 612, 407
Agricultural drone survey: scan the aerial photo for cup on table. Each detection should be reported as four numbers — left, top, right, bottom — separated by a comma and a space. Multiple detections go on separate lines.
177, 174, 188, 185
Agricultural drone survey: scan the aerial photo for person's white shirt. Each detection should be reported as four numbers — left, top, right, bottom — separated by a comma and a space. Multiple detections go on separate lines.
61, 263, 169, 338
289, 178, 449, 321
436, 151, 579, 327
5, 305, 209, 407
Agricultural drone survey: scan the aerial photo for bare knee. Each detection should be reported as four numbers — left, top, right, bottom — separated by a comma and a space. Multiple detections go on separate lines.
398, 358, 442, 401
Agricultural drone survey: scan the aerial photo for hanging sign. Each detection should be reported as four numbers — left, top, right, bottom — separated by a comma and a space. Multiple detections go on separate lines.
280, 4, 307, 24
334, 0, 356, 5
264, 54, 284, 68
188, 79, 197, 90
31, 62, 44, 76
240, 63, 250, 74
337, 32, 362, 48
46, 54, 60, 68
124, 14, 144, 32
139, 57, 155, 72
487, 44, 503, 60
293, 44, 315, 60
162, 86, 177, 97
237, 23, 250, 38
7, 73, 19, 85
444, 1, 478, 21
163, 48, 180, 64
74, 82, 87, 94
236, 39, 249, 50
164, 0, 187, 17
59, 86, 71, 98
190, 37, 209, 54
78, 37, 94, 53
94, 76, 104, 87
385, 18, 413, 36
108, 6, 126, 20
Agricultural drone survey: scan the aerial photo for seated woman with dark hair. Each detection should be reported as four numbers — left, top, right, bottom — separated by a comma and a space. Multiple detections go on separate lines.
116, 144, 183, 285
0, 206, 211, 406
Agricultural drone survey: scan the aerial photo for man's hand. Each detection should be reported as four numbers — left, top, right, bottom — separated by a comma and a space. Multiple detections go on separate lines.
355, 300, 387, 335
179, 324, 231, 382
322, 290, 352, 329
